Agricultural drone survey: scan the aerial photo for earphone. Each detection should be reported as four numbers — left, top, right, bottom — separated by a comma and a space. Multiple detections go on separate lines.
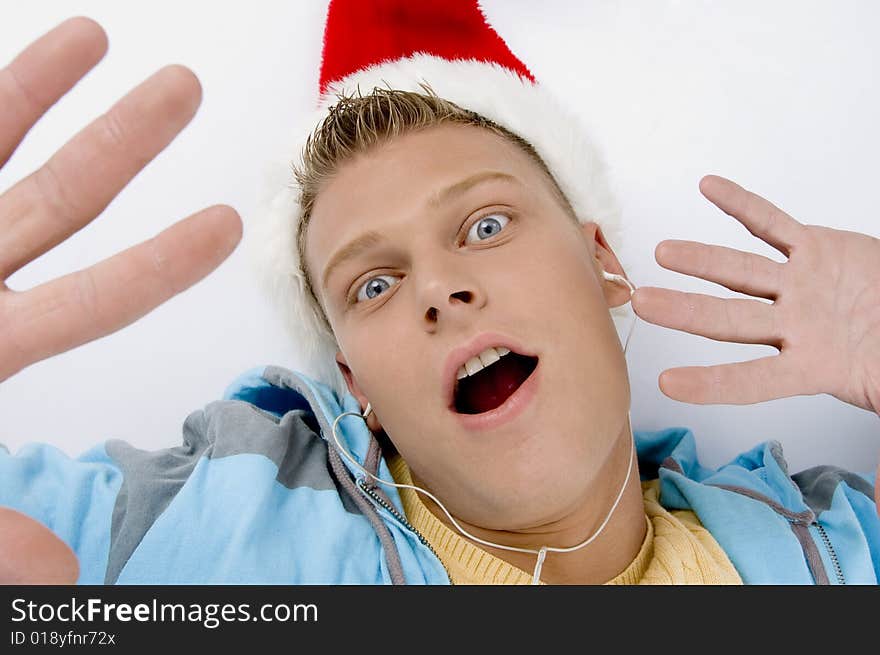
602, 269, 630, 286
331, 269, 637, 584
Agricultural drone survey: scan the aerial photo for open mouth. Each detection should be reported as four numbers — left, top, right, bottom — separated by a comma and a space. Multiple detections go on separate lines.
453, 352, 539, 414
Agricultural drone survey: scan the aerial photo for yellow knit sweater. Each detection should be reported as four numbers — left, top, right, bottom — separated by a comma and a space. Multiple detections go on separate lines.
387, 455, 742, 585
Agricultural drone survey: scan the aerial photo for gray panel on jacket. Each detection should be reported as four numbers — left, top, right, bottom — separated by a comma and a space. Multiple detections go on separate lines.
791, 465, 875, 514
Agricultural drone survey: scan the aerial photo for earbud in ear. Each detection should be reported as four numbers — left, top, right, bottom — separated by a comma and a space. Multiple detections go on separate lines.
601, 270, 636, 296
602, 269, 625, 283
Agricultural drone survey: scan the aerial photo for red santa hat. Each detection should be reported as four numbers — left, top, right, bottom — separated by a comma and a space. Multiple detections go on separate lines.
247, 0, 622, 399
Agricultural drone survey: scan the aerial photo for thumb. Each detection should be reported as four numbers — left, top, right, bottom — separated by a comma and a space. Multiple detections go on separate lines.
0, 508, 79, 584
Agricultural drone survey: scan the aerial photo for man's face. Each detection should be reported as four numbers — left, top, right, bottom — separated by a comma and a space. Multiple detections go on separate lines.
305, 123, 631, 529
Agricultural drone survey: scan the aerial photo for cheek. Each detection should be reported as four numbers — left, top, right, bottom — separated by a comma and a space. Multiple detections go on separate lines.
523, 238, 629, 418
342, 320, 433, 425
501, 235, 605, 333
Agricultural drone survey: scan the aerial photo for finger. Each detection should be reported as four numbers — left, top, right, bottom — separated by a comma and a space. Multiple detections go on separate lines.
657, 352, 808, 405
699, 175, 806, 258
1, 205, 241, 382
0, 508, 79, 584
0, 64, 203, 281
655, 239, 784, 300
0, 16, 108, 168
631, 286, 782, 348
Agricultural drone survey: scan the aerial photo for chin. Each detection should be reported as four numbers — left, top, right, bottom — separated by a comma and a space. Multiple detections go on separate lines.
478, 454, 596, 518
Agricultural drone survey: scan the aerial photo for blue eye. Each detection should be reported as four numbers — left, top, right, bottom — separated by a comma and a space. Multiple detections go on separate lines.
465, 212, 510, 243
355, 274, 400, 303
351, 212, 511, 306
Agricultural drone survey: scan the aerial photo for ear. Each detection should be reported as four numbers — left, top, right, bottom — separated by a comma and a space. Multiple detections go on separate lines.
579, 221, 631, 309
335, 351, 384, 433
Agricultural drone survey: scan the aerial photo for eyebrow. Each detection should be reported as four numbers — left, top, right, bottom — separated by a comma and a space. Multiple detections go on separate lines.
320, 170, 519, 290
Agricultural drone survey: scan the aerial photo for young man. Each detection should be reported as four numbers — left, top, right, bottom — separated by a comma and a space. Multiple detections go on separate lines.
1, 5, 878, 585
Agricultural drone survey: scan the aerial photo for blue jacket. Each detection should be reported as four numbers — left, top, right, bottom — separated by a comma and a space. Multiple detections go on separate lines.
1, 364, 877, 584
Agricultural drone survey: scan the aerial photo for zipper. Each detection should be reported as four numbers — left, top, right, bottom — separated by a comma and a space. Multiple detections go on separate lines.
813, 521, 845, 585
703, 479, 849, 586
357, 479, 454, 584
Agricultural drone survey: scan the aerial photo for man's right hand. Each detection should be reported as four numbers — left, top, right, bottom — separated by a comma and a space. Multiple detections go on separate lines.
0, 16, 242, 583
0, 16, 242, 384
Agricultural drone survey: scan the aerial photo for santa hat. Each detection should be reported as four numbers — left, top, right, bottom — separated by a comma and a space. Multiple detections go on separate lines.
247, 0, 623, 400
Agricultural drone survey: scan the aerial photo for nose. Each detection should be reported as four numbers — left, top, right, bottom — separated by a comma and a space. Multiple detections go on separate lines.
419, 270, 486, 329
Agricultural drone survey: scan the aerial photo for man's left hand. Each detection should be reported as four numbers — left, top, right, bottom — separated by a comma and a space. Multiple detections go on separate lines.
631, 175, 880, 415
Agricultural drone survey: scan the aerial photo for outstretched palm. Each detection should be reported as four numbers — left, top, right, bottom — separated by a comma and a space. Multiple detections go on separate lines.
0, 17, 241, 583
632, 175, 880, 416
0, 17, 241, 384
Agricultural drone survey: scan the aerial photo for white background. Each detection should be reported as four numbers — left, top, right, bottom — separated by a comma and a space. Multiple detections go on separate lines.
0, 1, 877, 474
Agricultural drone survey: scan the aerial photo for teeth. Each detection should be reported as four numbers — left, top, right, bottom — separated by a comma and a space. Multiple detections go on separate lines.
464, 356, 483, 376
478, 348, 501, 368
456, 346, 512, 380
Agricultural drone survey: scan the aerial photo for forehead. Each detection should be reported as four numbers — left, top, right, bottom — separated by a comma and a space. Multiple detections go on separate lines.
304, 123, 550, 286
